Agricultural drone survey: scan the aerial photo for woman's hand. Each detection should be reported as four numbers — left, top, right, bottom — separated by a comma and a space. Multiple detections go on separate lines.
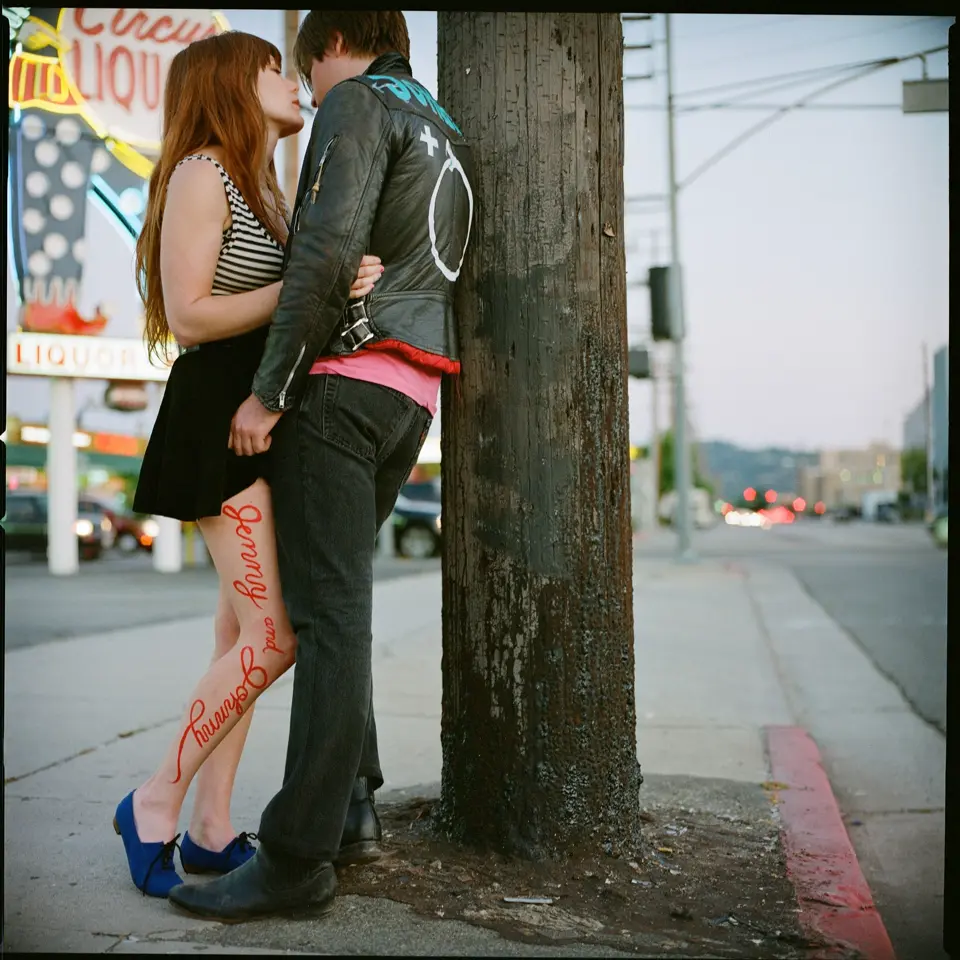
349, 254, 384, 300
267, 252, 379, 315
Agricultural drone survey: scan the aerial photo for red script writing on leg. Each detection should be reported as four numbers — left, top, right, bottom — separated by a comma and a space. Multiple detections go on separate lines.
170, 645, 269, 783
262, 615, 286, 656
222, 503, 269, 609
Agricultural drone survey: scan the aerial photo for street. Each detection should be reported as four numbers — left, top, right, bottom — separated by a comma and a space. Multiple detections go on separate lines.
635, 518, 947, 734
3, 550, 442, 650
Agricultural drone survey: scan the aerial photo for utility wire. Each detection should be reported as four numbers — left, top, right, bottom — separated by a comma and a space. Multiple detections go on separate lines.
626, 48, 944, 114
681, 102, 904, 112
673, 56, 905, 100
626, 102, 904, 112
689, 15, 942, 72
671, 14, 808, 43
688, 66, 892, 106
675, 43, 946, 192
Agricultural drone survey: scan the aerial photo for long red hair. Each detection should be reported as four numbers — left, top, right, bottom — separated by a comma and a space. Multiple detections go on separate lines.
137, 31, 288, 363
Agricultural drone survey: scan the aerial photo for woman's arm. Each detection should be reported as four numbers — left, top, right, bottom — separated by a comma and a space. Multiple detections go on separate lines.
160, 161, 384, 348
160, 160, 280, 347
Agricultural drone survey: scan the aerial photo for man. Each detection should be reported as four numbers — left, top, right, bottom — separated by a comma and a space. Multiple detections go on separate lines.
169, 11, 472, 921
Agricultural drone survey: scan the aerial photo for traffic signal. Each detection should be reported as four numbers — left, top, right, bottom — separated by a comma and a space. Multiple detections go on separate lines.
628, 347, 651, 379
649, 265, 682, 341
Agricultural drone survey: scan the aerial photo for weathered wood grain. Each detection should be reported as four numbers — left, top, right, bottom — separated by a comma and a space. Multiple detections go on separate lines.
438, 12, 640, 858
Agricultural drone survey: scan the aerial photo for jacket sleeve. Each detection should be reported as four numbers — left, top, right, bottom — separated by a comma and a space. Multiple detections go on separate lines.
251, 81, 393, 412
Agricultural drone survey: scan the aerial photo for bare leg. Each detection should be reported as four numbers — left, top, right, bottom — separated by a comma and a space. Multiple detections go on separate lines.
132, 479, 297, 842
185, 583, 258, 851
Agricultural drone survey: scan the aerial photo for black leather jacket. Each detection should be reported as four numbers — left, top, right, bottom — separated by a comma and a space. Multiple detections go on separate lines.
252, 52, 473, 413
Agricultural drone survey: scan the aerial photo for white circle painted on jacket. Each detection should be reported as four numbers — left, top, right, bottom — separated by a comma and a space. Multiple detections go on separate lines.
73, 239, 87, 263
427, 139, 473, 282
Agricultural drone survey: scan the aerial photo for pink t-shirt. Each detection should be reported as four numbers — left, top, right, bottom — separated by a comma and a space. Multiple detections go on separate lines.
310, 349, 442, 416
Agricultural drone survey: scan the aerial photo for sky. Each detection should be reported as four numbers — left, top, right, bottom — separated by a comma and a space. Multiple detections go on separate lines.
5, 12, 951, 453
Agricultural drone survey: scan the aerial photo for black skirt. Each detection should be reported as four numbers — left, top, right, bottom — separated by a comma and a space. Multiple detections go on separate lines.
133, 328, 272, 522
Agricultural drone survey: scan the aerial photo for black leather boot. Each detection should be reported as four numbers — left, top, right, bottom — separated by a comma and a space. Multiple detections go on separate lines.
168, 843, 336, 922
335, 776, 383, 867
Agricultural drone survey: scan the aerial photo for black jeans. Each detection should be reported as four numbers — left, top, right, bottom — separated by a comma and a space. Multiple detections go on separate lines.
258, 374, 432, 860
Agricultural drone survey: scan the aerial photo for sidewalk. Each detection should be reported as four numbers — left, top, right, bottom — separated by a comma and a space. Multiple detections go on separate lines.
3, 539, 909, 956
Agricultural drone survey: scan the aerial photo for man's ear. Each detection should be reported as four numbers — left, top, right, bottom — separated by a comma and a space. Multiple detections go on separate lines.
331, 31, 346, 57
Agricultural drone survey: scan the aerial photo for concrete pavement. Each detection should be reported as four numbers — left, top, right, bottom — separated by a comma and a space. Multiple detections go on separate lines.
4, 524, 940, 956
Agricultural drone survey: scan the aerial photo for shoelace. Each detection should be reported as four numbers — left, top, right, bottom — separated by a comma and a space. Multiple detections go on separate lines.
140, 833, 181, 897
225, 831, 258, 857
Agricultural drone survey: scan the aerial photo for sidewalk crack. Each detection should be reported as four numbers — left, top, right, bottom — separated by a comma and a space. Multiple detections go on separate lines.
4, 715, 181, 785
93, 933, 131, 953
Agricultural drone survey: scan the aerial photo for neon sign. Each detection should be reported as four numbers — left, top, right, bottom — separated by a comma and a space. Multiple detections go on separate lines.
5, 8, 227, 353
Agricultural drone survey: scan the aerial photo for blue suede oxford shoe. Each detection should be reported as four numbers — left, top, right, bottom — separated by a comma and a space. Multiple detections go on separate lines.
180, 830, 258, 874
113, 791, 183, 898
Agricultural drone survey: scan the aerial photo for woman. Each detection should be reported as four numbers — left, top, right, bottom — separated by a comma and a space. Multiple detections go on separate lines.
115, 31, 383, 898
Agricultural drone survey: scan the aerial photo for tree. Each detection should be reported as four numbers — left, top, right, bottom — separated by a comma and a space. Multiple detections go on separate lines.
900, 447, 927, 495
437, 12, 642, 859
657, 428, 713, 498
659, 430, 676, 496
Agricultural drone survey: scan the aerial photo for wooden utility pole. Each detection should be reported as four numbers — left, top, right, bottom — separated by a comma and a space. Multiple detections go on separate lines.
437, 13, 642, 858
283, 10, 301, 204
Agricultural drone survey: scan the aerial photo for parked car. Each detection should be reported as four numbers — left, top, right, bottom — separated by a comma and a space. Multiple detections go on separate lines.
92, 503, 158, 553
391, 481, 442, 558
658, 488, 717, 529
118, 513, 159, 553
78, 497, 117, 550
2, 492, 107, 560
875, 501, 901, 523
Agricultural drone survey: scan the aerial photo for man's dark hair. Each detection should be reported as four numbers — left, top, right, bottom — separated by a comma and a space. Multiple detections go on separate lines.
294, 11, 410, 87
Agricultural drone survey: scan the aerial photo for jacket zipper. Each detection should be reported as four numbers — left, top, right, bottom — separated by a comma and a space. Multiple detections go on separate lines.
277, 343, 306, 410
292, 135, 340, 233
309, 135, 340, 205
277, 134, 341, 405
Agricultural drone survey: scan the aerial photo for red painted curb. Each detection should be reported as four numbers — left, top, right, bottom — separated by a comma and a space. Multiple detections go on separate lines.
764, 725, 897, 960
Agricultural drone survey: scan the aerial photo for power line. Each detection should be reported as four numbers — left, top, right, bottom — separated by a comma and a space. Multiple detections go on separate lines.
627, 102, 904, 112
624, 43, 945, 115
682, 102, 903, 112
673, 56, 903, 100
677, 60, 894, 191
676, 43, 946, 192
690, 15, 943, 72
699, 71, 878, 108
671, 14, 808, 43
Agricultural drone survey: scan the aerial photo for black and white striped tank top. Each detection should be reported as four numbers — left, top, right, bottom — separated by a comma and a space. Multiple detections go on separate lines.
174, 154, 286, 294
